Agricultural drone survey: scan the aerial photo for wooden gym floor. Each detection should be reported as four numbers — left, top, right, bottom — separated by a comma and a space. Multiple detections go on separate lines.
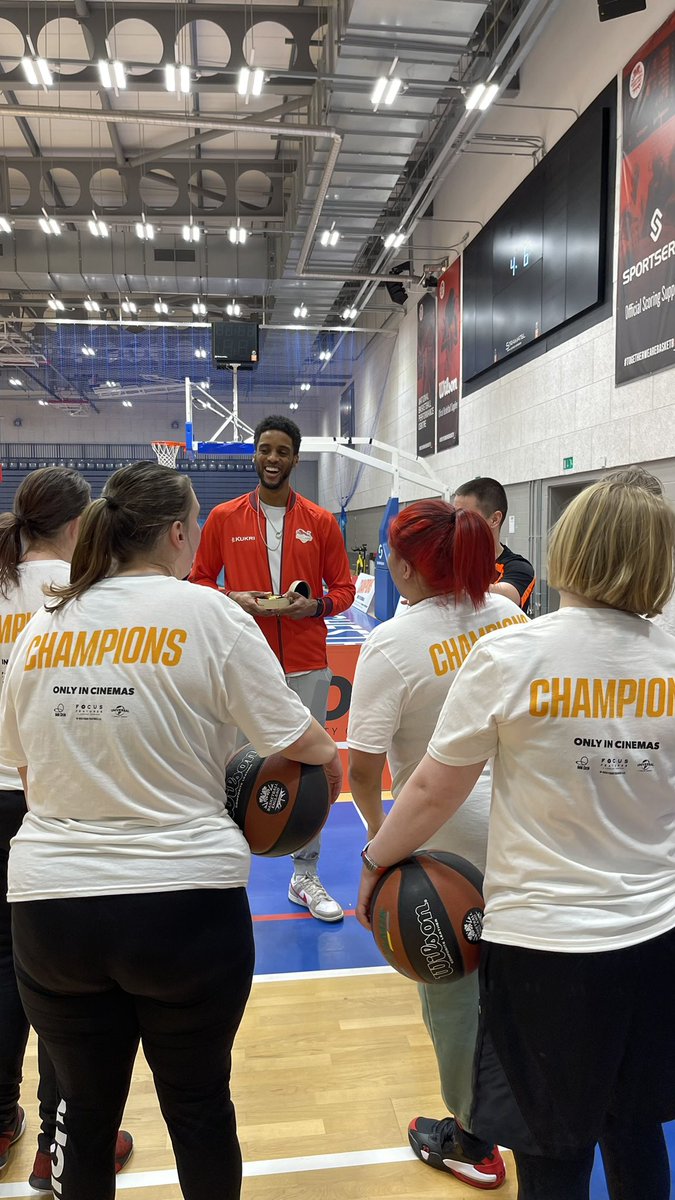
1, 796, 671, 1197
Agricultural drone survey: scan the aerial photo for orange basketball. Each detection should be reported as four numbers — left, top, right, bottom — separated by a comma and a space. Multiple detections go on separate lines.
225, 744, 330, 857
370, 851, 484, 984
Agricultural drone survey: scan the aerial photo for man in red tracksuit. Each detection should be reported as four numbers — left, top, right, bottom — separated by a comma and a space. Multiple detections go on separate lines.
190, 415, 355, 921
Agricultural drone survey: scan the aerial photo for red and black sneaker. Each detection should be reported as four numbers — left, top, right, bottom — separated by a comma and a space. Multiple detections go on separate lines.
0, 1106, 26, 1171
408, 1115, 506, 1190
28, 1129, 133, 1192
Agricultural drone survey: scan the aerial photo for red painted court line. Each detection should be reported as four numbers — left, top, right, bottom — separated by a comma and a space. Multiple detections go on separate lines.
253, 909, 356, 923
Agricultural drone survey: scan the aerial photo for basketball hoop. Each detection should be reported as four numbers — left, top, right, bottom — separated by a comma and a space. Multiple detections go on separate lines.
151, 440, 185, 469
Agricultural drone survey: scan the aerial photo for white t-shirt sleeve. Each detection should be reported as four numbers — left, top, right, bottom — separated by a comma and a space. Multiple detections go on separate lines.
223, 617, 312, 756
428, 640, 502, 767
0, 642, 27, 767
347, 639, 408, 754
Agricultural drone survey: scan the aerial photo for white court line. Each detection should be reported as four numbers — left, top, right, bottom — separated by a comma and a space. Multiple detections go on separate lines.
253, 964, 394, 984
0, 1147, 418, 1196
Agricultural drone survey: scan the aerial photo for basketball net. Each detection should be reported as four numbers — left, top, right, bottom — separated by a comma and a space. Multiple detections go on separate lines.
151, 440, 185, 469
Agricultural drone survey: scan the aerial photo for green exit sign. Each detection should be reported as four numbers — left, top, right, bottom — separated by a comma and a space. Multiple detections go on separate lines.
563, 456, 574, 471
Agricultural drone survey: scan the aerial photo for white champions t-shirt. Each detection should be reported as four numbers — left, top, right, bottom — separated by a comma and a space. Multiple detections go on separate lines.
347, 593, 528, 871
0, 576, 312, 901
0, 559, 71, 790
428, 607, 675, 952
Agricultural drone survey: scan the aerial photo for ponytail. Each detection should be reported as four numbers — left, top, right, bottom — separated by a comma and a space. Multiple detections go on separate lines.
388, 499, 494, 606
0, 467, 91, 600
0, 513, 24, 599
48, 461, 194, 610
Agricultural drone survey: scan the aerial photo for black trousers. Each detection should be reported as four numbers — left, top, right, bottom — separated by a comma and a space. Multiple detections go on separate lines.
0, 788, 57, 1151
12, 887, 255, 1200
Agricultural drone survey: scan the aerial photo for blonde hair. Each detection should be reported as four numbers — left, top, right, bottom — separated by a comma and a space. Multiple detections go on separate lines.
548, 478, 675, 617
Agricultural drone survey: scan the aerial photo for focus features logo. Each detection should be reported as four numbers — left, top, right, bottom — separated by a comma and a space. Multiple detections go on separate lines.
650, 207, 663, 244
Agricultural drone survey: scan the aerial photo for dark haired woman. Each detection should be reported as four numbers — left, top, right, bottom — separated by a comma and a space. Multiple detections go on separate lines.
0, 468, 133, 1189
348, 499, 528, 1191
0, 461, 341, 1200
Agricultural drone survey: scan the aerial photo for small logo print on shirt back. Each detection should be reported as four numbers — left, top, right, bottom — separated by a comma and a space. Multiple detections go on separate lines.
296, 529, 313, 543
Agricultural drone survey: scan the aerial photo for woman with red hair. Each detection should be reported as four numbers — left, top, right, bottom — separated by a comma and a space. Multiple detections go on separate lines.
348, 498, 527, 1192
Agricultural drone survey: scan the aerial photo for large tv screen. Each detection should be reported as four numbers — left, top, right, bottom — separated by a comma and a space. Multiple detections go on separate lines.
462, 85, 613, 381
212, 321, 259, 366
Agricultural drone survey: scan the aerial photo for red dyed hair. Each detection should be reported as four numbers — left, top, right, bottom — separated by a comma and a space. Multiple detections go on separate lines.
388, 499, 494, 607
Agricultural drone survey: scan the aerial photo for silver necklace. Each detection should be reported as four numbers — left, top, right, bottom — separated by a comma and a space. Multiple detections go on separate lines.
256, 495, 286, 551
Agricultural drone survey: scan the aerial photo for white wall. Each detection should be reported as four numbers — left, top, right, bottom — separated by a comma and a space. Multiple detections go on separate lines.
319, 0, 675, 515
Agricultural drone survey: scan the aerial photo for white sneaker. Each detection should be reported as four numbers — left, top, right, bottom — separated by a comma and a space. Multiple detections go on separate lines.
288, 874, 344, 922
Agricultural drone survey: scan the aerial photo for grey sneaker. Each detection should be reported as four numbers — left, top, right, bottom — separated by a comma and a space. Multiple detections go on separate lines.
288, 874, 344, 922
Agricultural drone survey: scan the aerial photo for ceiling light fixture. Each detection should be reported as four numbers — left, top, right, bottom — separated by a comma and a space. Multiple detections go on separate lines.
289, 402, 299, 410
83, 297, 100, 313
88, 212, 109, 237
342, 306, 358, 320
465, 81, 499, 111
293, 305, 308, 319
122, 399, 133, 407
371, 76, 402, 107
38, 399, 49, 406
154, 299, 169, 314
194, 348, 208, 359
182, 222, 201, 243
98, 60, 126, 90
9, 377, 22, 387
237, 67, 264, 98
81, 345, 96, 357
0, 217, 12, 235
300, 383, 311, 392
228, 221, 247, 245
120, 299, 137, 314
104, 380, 120, 388
135, 217, 155, 240
319, 224, 340, 248
383, 231, 405, 249
39, 210, 61, 236
47, 295, 65, 311
318, 350, 331, 362
226, 302, 241, 317
192, 300, 207, 316
22, 46, 52, 89
165, 63, 190, 94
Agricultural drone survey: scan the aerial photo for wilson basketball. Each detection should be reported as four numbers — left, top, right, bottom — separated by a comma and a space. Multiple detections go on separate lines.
225, 745, 330, 857
370, 851, 484, 984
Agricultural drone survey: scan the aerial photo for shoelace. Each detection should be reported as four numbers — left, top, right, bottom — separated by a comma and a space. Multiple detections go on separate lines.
299, 876, 331, 903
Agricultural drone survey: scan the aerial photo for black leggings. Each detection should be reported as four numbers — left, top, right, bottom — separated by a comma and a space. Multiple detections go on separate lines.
514, 1117, 670, 1200
0, 788, 57, 1151
12, 887, 254, 1200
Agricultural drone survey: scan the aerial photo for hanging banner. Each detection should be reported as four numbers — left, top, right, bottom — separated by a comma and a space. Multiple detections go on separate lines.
416, 293, 437, 456
616, 12, 675, 385
436, 260, 462, 451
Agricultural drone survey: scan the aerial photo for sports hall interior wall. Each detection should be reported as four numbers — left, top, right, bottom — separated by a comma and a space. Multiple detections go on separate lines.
0, 447, 319, 516
318, 0, 675, 586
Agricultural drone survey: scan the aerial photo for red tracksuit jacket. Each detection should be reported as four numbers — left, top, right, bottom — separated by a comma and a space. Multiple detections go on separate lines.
190, 488, 355, 674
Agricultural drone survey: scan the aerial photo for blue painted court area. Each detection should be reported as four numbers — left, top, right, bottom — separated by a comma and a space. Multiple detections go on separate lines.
248, 798, 382, 975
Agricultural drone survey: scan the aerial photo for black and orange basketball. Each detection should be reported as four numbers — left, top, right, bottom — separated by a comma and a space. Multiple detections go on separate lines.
225, 745, 330, 857
370, 851, 484, 984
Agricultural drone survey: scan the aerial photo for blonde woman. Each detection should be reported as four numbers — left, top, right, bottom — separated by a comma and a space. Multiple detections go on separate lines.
357, 476, 675, 1200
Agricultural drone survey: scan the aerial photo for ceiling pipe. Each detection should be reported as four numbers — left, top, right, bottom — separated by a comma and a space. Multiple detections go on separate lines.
1, 102, 408, 286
